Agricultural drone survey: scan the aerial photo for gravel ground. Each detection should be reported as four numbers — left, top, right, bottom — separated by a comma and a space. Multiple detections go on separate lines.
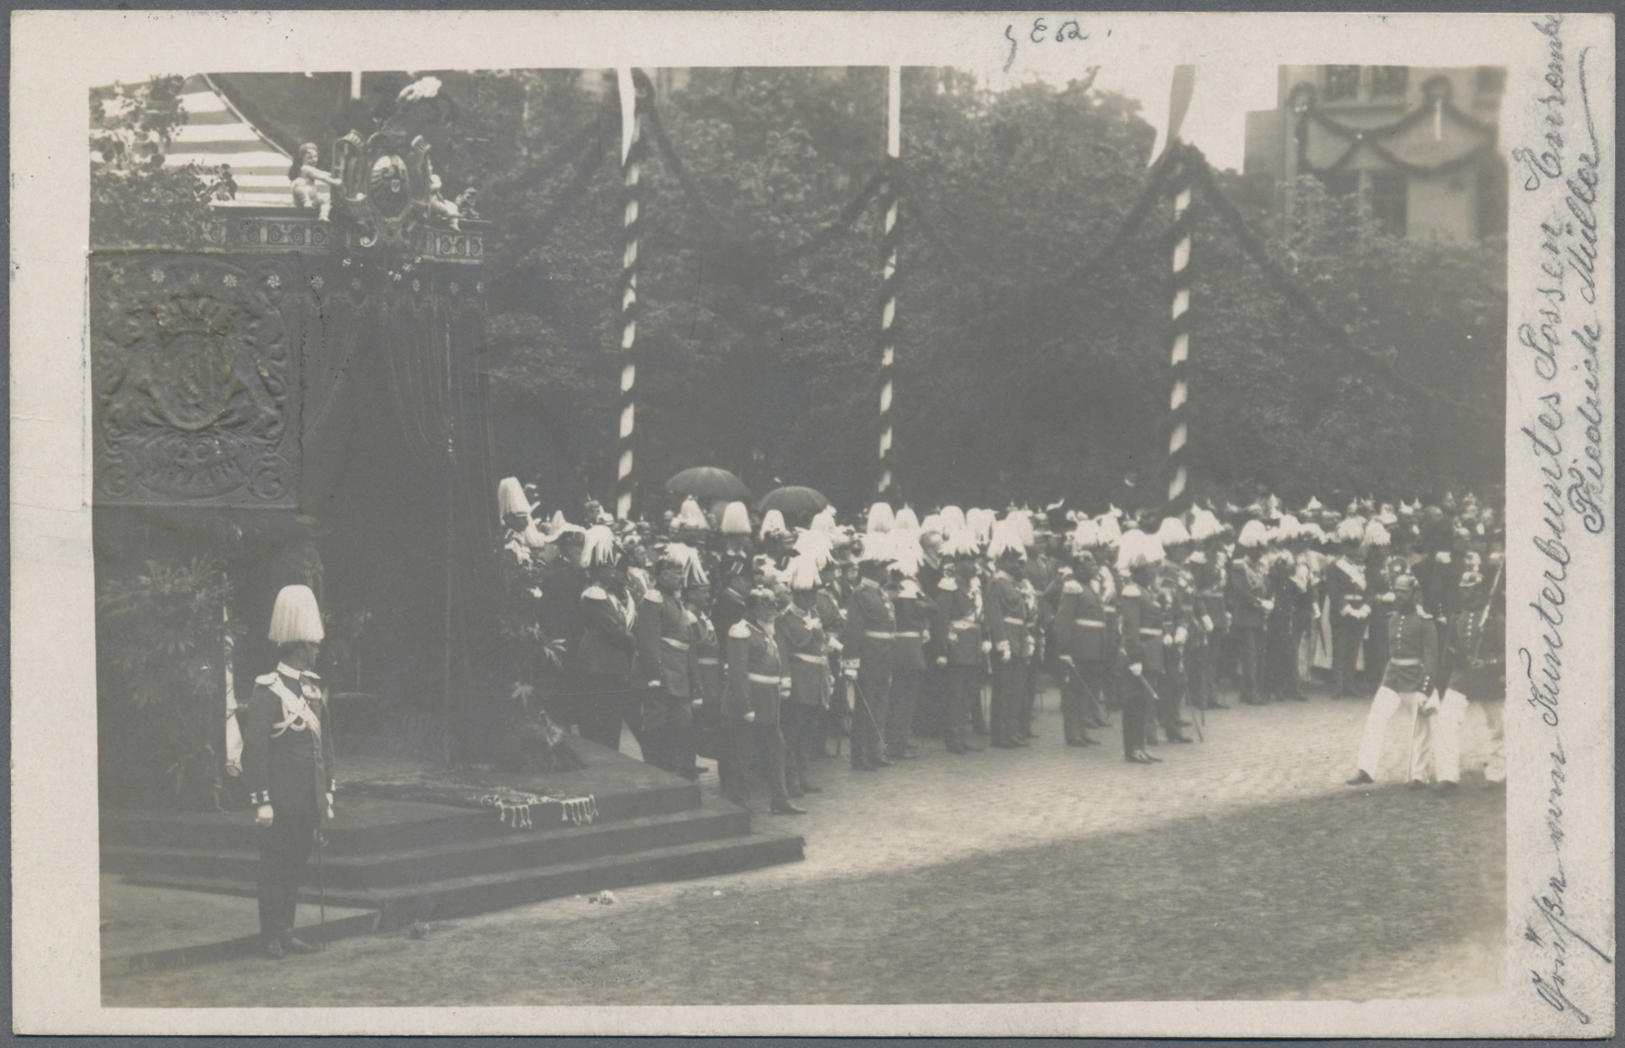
104, 775, 1504, 1006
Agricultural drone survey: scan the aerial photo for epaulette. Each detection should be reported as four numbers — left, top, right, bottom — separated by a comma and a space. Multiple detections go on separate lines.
582, 585, 607, 600
1062, 579, 1085, 595
1121, 584, 1142, 597
255, 672, 279, 686
1187, 551, 1207, 565
643, 591, 663, 604
937, 577, 959, 591
728, 620, 753, 639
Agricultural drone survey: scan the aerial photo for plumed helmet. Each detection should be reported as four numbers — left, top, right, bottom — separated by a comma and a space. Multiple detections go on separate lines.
673, 496, 709, 532
1005, 509, 1037, 550
894, 505, 921, 532
719, 501, 752, 535
986, 518, 1027, 562
809, 506, 838, 535
939, 526, 981, 558
866, 502, 896, 534
888, 530, 926, 578
497, 477, 532, 520
1069, 517, 1100, 551
1276, 514, 1302, 542
1363, 520, 1391, 548
784, 554, 822, 591
1155, 516, 1191, 547
1335, 516, 1367, 543
858, 530, 893, 563
580, 524, 620, 567
967, 508, 997, 545
1094, 513, 1122, 547
268, 584, 325, 644
793, 528, 834, 570
1189, 507, 1224, 543
1115, 530, 1162, 573
759, 509, 790, 540
1237, 519, 1272, 549
938, 505, 967, 532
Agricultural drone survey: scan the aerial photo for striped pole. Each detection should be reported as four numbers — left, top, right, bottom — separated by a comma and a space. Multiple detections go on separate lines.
1167, 143, 1194, 507
615, 69, 644, 520
877, 66, 901, 497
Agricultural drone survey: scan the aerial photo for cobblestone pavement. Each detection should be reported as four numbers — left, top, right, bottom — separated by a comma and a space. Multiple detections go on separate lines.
648, 681, 1498, 894
103, 682, 1505, 1007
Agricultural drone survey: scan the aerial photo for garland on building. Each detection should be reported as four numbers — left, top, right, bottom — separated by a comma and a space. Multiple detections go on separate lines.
1291, 78, 1498, 180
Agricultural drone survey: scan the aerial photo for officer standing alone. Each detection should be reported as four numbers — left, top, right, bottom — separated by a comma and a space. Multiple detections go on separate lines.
239, 584, 336, 959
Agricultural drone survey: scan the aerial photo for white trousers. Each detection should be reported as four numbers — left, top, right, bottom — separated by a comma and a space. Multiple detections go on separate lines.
1481, 696, 1506, 783
1410, 690, 1470, 784
1355, 686, 1429, 780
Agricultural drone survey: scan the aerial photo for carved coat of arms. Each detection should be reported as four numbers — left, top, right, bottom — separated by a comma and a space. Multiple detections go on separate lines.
92, 258, 297, 506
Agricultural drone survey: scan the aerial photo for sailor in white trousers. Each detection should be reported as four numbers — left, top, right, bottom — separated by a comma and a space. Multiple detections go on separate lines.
1346, 574, 1439, 787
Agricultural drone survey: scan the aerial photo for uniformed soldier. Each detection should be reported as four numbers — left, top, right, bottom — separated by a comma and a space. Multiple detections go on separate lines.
886, 540, 933, 762
1327, 518, 1372, 698
1053, 550, 1110, 746
1264, 518, 1306, 702
932, 528, 987, 755
841, 537, 898, 770
1155, 517, 1198, 730
984, 519, 1030, 749
575, 525, 639, 754
1227, 520, 1273, 705
1113, 531, 1164, 764
1346, 572, 1439, 786
239, 585, 336, 959
724, 587, 806, 814
1415, 560, 1503, 789
777, 555, 832, 797
1187, 506, 1228, 711
633, 544, 698, 773
685, 579, 723, 778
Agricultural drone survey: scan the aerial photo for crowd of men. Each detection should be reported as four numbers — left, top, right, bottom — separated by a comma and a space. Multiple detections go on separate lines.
494, 479, 1507, 814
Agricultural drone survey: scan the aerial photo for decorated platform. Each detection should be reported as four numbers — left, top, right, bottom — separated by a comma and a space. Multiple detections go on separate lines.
101, 736, 804, 931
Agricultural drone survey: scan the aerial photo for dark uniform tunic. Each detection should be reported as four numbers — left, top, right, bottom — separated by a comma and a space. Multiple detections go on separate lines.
723, 619, 790, 808
841, 578, 897, 769
1054, 577, 1112, 744
777, 602, 830, 792
887, 584, 933, 758
633, 588, 694, 772
239, 663, 336, 943
984, 569, 1028, 747
1227, 555, 1270, 704
932, 574, 984, 750
576, 582, 637, 753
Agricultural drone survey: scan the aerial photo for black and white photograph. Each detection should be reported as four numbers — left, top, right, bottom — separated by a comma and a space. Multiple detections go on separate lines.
10, 10, 1615, 1036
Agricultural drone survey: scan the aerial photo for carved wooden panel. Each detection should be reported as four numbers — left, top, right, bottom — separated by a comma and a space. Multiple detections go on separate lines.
90, 255, 301, 507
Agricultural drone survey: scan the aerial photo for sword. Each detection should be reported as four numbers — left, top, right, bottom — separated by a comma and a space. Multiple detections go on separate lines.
313, 823, 327, 950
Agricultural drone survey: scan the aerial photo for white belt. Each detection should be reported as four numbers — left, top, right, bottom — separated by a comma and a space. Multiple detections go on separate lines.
1139, 627, 1164, 637
1389, 657, 1422, 666
1002, 616, 1026, 626
662, 637, 689, 651
1102, 605, 1117, 614
895, 631, 920, 639
865, 630, 895, 639
793, 653, 826, 665
1073, 619, 1105, 628
748, 672, 782, 685
696, 657, 719, 666
951, 619, 977, 630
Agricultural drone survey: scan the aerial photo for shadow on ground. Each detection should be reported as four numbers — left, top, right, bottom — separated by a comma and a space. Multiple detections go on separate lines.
105, 780, 1504, 1006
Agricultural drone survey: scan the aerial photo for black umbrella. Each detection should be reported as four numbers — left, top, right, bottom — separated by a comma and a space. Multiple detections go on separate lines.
757, 485, 831, 526
663, 466, 750, 503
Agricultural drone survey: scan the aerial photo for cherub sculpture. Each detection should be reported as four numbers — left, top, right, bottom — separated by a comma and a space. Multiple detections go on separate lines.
288, 143, 342, 222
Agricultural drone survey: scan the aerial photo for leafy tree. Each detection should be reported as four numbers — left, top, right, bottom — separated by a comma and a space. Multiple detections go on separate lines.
90, 75, 235, 248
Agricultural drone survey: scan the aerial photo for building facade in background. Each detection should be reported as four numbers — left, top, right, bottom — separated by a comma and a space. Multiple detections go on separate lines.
1245, 65, 1507, 240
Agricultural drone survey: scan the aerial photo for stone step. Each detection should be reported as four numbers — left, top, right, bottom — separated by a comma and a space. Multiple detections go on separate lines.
100, 780, 701, 855
103, 806, 753, 889
123, 826, 805, 924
